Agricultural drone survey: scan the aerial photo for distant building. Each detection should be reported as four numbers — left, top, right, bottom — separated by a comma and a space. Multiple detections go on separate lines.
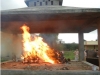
25, 0, 63, 7
84, 41, 98, 50
57, 40, 98, 50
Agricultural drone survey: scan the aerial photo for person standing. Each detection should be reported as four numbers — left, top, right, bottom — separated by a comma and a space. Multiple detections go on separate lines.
84, 50, 87, 61
74, 49, 79, 61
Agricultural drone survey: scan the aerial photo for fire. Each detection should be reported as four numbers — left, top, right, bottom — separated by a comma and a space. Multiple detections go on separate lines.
20, 24, 67, 64
20, 24, 56, 64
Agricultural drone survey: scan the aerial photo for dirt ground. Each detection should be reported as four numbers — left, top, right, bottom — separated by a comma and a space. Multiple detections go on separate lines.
1, 61, 92, 70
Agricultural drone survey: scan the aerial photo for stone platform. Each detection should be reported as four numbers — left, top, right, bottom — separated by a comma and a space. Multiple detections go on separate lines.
1, 70, 100, 75
1, 61, 100, 75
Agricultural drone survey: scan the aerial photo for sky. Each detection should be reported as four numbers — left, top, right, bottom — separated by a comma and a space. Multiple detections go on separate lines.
1, 0, 99, 43
58, 30, 97, 43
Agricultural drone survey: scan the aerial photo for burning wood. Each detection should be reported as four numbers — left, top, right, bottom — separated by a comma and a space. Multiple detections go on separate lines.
20, 24, 67, 64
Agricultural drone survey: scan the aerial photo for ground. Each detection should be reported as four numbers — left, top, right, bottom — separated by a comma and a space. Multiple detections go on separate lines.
1, 61, 92, 70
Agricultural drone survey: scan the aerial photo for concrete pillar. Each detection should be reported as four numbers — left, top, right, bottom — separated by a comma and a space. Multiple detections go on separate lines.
48, 1, 51, 5
53, 0, 59, 5
29, 1, 34, 7
78, 32, 84, 61
98, 24, 100, 70
42, 2, 46, 6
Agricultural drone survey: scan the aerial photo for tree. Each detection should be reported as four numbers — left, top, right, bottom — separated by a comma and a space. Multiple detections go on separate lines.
60, 43, 78, 51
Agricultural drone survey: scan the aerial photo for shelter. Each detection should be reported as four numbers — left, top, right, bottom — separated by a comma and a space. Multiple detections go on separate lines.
1, 0, 100, 70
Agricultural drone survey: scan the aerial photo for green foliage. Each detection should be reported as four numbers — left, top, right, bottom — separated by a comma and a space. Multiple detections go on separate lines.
57, 43, 78, 51
67, 43, 78, 50
57, 43, 66, 51
64, 51, 75, 60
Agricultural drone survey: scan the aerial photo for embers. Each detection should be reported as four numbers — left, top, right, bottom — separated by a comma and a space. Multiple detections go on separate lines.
23, 55, 39, 63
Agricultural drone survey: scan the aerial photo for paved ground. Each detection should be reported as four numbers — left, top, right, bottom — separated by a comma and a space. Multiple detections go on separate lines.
1, 70, 100, 75
1, 61, 92, 70
1, 61, 100, 75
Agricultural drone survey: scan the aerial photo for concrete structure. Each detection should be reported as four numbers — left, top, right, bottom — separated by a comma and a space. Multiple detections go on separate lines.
1, 0, 100, 70
1, 70, 100, 75
25, 0, 63, 6
98, 24, 100, 70
84, 41, 98, 50
79, 32, 84, 61
1, 32, 23, 60
1, 6, 100, 33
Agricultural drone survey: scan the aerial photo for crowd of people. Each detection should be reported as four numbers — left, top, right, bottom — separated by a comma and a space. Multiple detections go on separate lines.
61, 49, 99, 62
74, 49, 99, 61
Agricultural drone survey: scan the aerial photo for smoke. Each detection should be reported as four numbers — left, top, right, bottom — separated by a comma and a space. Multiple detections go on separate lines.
39, 33, 58, 49
1, 31, 23, 60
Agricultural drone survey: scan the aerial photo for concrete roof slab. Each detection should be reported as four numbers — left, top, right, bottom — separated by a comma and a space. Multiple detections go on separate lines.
1, 6, 100, 33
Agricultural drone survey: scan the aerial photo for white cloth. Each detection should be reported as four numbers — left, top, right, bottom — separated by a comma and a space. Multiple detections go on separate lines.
74, 51, 79, 61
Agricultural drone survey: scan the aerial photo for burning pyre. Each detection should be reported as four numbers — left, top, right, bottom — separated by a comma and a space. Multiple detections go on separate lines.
20, 24, 68, 64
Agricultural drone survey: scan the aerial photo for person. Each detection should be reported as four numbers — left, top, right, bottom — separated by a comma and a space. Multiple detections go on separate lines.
84, 50, 87, 61
96, 50, 99, 58
61, 51, 64, 54
74, 49, 79, 61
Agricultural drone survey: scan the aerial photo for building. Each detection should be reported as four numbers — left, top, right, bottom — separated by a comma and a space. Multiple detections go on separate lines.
84, 41, 98, 50
1, 0, 63, 60
25, 0, 63, 6
1, 0, 100, 70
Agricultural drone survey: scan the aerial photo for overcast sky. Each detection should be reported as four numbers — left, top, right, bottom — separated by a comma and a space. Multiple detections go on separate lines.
1, 0, 99, 43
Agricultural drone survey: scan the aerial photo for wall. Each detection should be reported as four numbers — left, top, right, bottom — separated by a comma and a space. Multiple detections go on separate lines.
1, 31, 22, 60
84, 41, 98, 50
29, 0, 60, 7
84, 41, 98, 45
84, 45, 98, 50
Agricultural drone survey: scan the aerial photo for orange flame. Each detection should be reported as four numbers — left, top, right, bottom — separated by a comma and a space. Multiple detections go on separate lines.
20, 24, 55, 64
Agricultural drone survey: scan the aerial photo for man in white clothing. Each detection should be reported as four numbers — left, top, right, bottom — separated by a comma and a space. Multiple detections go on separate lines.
74, 49, 79, 61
